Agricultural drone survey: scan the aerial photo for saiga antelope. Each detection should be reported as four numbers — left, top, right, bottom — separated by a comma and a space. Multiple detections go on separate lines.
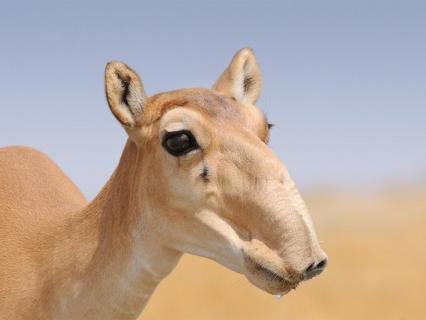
0, 48, 327, 319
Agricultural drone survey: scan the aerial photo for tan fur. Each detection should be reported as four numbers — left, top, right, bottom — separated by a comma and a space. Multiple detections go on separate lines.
0, 49, 326, 319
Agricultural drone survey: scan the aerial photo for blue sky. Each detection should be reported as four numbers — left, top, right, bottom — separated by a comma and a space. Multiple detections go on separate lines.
1, 0, 425, 198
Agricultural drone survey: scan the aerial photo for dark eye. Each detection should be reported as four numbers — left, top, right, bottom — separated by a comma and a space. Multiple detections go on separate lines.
162, 130, 199, 156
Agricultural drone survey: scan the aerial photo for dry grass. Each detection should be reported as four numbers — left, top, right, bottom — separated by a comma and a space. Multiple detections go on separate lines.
140, 187, 426, 320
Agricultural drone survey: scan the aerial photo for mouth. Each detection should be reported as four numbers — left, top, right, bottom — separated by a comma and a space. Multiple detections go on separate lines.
253, 263, 286, 283
255, 262, 301, 293
244, 256, 303, 296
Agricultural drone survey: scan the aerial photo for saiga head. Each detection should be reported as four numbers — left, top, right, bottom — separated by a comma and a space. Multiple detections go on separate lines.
104, 48, 327, 295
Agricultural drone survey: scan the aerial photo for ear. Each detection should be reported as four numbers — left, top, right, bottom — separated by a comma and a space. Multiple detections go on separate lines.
213, 48, 262, 104
105, 61, 147, 128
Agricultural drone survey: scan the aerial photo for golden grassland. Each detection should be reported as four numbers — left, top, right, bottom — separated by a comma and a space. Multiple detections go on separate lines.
140, 187, 426, 320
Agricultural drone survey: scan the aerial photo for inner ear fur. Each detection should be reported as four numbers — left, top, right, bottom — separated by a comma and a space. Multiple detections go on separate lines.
213, 48, 262, 104
105, 61, 147, 128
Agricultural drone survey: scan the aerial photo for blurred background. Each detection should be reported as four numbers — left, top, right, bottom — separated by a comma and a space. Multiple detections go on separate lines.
1, 1, 425, 319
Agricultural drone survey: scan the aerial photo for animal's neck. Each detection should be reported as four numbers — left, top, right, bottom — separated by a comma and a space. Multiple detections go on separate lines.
54, 140, 181, 320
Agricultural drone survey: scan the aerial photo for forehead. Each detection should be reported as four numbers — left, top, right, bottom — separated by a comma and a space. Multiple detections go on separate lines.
141, 88, 269, 139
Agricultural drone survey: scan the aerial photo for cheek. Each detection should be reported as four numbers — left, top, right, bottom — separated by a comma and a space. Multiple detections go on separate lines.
157, 155, 209, 211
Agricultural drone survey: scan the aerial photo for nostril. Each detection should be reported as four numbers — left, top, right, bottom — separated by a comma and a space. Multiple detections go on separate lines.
316, 258, 327, 270
305, 262, 316, 273
303, 259, 328, 280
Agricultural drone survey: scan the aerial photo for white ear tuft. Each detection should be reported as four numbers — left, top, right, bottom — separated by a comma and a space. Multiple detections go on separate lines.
105, 61, 147, 128
213, 48, 262, 104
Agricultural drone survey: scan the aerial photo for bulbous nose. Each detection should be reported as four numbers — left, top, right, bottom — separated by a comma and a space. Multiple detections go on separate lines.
303, 258, 327, 280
